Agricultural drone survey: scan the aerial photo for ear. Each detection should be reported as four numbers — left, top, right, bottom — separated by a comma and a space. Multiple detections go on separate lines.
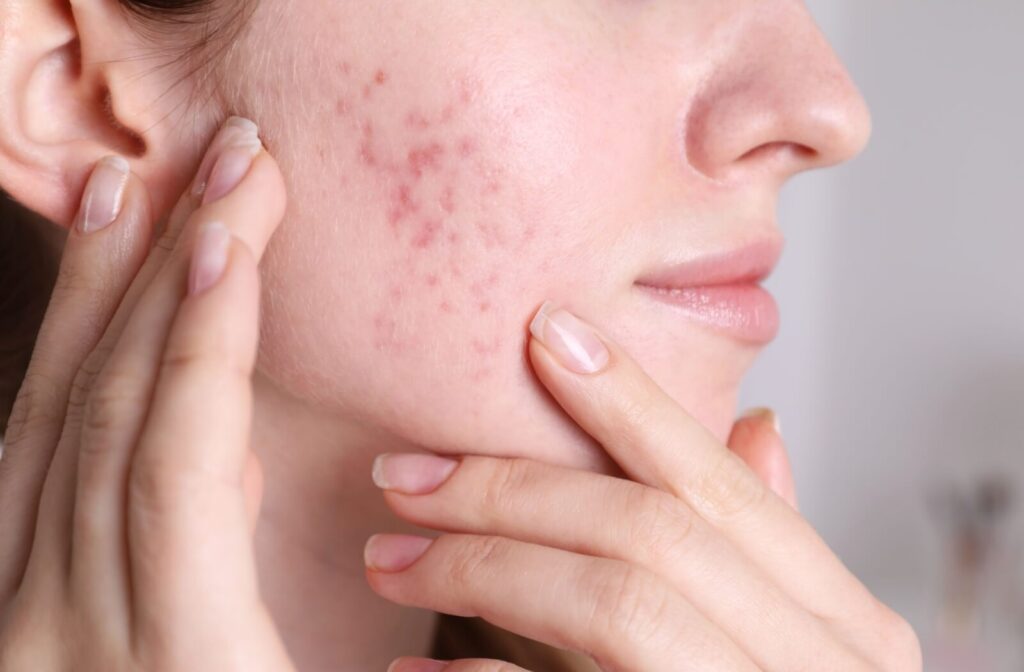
0, 0, 223, 228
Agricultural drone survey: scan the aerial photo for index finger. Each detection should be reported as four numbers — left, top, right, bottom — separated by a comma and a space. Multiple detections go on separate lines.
526, 301, 880, 623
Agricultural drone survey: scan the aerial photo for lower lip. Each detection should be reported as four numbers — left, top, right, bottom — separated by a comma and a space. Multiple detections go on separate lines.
634, 283, 780, 344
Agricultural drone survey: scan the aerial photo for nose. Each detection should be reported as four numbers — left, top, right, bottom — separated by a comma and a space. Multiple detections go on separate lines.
683, 1, 872, 183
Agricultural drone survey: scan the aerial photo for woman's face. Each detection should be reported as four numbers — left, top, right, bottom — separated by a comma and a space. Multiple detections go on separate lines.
223, 0, 869, 469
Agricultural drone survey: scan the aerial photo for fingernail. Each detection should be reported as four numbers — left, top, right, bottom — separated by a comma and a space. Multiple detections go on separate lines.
741, 407, 782, 435
188, 221, 231, 295
387, 659, 449, 672
200, 135, 262, 205
76, 155, 130, 234
191, 116, 260, 199
372, 453, 459, 495
364, 534, 434, 572
529, 301, 610, 374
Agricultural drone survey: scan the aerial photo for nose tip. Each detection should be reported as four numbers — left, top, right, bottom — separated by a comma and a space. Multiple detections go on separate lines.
682, 4, 874, 181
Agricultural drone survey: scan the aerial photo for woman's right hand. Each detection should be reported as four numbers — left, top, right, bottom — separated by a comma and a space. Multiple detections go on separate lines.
0, 117, 295, 671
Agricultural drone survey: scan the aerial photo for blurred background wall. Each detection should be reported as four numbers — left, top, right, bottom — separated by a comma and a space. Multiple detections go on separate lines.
739, 0, 1024, 664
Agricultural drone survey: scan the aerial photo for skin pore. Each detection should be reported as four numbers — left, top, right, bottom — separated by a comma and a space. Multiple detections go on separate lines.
1, 0, 870, 668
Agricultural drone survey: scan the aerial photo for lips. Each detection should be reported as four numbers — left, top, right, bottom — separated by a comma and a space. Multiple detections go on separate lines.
633, 236, 784, 344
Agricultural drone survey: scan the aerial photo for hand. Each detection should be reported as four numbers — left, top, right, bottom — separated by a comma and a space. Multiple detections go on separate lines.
365, 304, 922, 671
0, 118, 294, 671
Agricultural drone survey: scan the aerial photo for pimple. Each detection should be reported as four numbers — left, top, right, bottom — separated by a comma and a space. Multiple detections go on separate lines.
405, 111, 432, 131
456, 137, 477, 157
374, 69, 389, 85
440, 300, 455, 313
407, 143, 445, 178
412, 218, 443, 249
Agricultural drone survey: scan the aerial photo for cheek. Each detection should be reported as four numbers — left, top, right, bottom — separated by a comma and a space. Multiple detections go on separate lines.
258, 57, 588, 416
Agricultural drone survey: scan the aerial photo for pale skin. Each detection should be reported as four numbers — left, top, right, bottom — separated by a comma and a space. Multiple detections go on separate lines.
0, 0, 921, 670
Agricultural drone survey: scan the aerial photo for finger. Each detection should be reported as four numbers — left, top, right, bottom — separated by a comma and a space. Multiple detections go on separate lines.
67, 137, 283, 614
727, 408, 798, 511
127, 226, 272, 625
365, 533, 759, 672
22, 117, 258, 587
526, 301, 879, 622
0, 156, 153, 603
375, 454, 860, 670
242, 452, 265, 534
389, 658, 531, 672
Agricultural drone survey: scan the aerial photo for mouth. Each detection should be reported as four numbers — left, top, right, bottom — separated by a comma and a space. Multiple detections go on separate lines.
633, 236, 784, 345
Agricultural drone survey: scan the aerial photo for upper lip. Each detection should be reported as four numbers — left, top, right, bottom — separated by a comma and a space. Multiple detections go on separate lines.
634, 235, 784, 290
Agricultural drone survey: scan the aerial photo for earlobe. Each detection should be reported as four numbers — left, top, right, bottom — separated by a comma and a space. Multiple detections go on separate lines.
0, 0, 218, 229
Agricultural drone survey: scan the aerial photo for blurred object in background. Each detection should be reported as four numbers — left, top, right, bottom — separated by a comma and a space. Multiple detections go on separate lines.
923, 476, 1022, 670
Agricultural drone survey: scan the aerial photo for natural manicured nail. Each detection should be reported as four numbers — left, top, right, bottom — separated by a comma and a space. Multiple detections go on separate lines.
201, 135, 262, 205
188, 221, 231, 296
529, 301, 610, 374
372, 453, 459, 494
741, 407, 782, 435
191, 115, 260, 198
76, 155, 130, 234
387, 659, 449, 672
364, 534, 434, 572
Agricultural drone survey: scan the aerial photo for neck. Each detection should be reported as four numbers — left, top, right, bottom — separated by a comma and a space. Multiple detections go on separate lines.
249, 371, 438, 671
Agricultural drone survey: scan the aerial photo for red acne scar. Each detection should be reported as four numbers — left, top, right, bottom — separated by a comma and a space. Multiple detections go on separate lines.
387, 183, 420, 228
405, 111, 432, 131
456, 137, 477, 157
412, 218, 442, 249
407, 143, 445, 178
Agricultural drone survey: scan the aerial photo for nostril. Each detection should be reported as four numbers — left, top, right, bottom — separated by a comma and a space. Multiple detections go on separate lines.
736, 141, 819, 166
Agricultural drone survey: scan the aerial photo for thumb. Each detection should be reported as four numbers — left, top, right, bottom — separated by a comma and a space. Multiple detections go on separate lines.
727, 408, 799, 511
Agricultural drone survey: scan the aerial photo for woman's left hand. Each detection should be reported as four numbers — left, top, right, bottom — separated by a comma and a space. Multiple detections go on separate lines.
364, 303, 922, 672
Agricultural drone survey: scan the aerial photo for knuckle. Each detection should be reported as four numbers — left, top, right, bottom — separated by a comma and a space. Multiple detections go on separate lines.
692, 450, 767, 522
479, 458, 533, 520
627, 485, 694, 563
161, 334, 250, 383
79, 371, 136, 443
585, 561, 670, 648
3, 378, 61, 448
446, 535, 506, 589
872, 602, 923, 671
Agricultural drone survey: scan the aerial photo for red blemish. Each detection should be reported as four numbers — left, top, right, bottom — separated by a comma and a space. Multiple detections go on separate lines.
440, 300, 454, 313
405, 111, 432, 131
471, 336, 501, 355
470, 366, 494, 383
440, 185, 456, 214
478, 301, 491, 313
336, 98, 352, 115
456, 137, 477, 157
374, 69, 389, 85
362, 83, 373, 99
412, 218, 442, 249
340, 62, 352, 76
440, 104, 456, 123
447, 232, 460, 244
483, 179, 502, 195
425, 274, 440, 287
407, 143, 445, 178
522, 224, 537, 242
389, 283, 404, 300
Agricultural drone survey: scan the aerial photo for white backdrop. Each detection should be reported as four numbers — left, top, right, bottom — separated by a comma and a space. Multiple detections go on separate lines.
739, 0, 1024, 639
